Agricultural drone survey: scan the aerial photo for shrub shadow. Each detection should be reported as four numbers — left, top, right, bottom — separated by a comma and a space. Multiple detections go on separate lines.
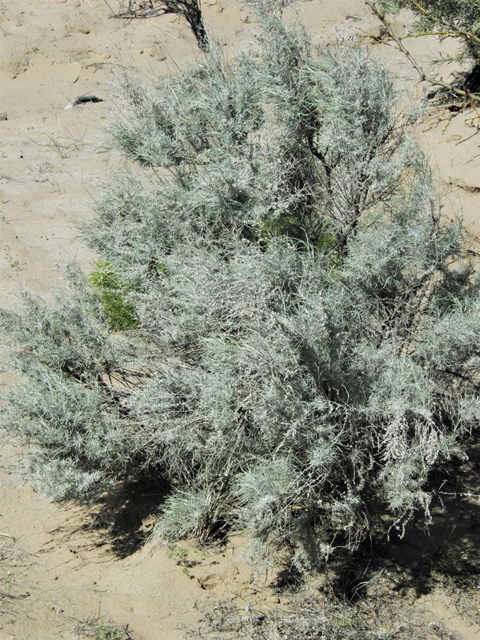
428, 64, 480, 106
327, 436, 480, 607
45, 475, 171, 560
89, 475, 171, 558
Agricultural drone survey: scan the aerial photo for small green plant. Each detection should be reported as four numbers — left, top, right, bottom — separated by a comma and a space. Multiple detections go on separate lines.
2, 575, 13, 595
89, 262, 138, 330
167, 543, 206, 575
45, 133, 81, 159
339, 614, 363, 631
74, 616, 133, 640
435, 524, 458, 557
92, 623, 126, 640
168, 544, 192, 568
4, 251, 19, 269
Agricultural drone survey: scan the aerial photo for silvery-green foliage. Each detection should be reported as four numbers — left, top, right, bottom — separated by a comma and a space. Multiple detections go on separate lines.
258, 21, 424, 254
157, 488, 215, 542
1, 18, 479, 568
232, 458, 296, 538
0, 272, 143, 500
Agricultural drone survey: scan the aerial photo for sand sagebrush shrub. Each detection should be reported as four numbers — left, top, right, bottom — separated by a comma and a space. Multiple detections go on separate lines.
0, 272, 140, 499
1, 18, 479, 568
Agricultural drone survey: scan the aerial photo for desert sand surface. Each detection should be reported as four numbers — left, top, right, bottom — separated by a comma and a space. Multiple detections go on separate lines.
0, 1, 479, 638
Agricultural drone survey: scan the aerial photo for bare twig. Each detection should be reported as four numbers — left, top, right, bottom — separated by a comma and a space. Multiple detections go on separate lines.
410, 0, 480, 46
438, 490, 480, 498
0, 533, 15, 540
107, 0, 209, 50
99, 601, 137, 639
456, 127, 480, 143
365, 1, 428, 80
365, 1, 480, 104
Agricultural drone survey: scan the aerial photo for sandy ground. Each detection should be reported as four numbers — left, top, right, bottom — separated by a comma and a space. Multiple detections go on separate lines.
0, 0, 479, 638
